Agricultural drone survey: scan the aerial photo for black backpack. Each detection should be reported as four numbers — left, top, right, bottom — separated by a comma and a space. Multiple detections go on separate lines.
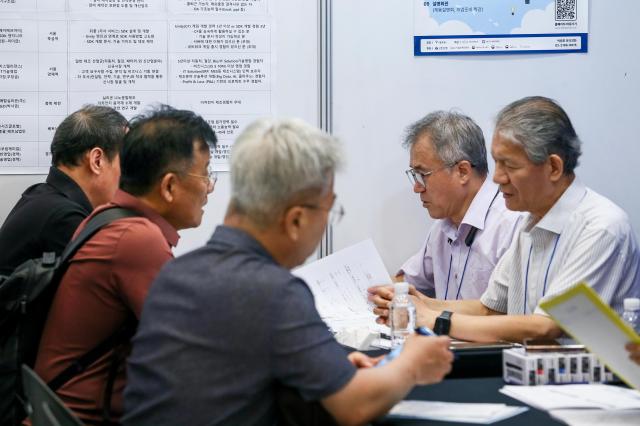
0, 207, 138, 426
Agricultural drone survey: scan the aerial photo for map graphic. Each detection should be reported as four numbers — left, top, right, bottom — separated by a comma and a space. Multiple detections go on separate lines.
414, 0, 588, 55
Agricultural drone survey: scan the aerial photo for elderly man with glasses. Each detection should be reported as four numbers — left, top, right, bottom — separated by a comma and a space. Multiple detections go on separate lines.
123, 118, 453, 426
372, 97, 640, 343
394, 111, 523, 302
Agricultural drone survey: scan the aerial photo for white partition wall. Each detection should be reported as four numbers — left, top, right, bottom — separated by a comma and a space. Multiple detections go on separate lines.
330, 0, 640, 272
2, 1, 640, 268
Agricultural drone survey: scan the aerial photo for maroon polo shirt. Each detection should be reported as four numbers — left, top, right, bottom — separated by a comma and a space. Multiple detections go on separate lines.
34, 190, 179, 425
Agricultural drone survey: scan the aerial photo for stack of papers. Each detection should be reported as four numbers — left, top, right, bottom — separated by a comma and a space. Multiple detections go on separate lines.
387, 400, 528, 424
293, 240, 391, 345
500, 384, 640, 410
501, 384, 640, 426
549, 408, 640, 426
500, 383, 640, 411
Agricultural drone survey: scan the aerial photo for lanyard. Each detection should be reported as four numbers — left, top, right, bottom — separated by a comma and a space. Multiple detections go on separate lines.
523, 234, 561, 314
443, 244, 472, 300
443, 188, 500, 300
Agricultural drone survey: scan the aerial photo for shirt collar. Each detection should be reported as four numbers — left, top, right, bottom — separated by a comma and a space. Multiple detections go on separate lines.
46, 166, 93, 214
459, 179, 501, 231
107, 189, 180, 247
531, 177, 587, 235
441, 179, 500, 240
208, 225, 275, 263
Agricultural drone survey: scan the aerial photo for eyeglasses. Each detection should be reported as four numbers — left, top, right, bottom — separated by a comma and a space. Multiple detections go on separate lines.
405, 161, 474, 188
405, 166, 451, 188
300, 201, 345, 226
184, 167, 218, 188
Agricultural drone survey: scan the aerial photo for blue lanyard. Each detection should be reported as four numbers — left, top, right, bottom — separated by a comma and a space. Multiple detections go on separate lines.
443, 189, 500, 300
523, 234, 561, 314
443, 245, 472, 300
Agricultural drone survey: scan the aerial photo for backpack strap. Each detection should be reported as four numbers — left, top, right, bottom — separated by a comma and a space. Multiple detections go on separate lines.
47, 316, 136, 392
58, 207, 139, 265
46, 207, 140, 292
45, 207, 139, 392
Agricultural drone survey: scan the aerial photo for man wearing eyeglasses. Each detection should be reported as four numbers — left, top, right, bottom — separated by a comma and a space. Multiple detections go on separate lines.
396, 111, 523, 301
34, 105, 217, 424
372, 97, 640, 343
123, 118, 454, 426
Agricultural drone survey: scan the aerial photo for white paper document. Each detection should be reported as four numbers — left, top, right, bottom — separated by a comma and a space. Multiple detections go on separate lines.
500, 384, 640, 411
550, 408, 640, 426
387, 400, 528, 424
293, 239, 391, 338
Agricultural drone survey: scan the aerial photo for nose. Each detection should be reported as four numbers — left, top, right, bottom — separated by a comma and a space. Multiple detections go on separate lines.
207, 179, 215, 194
413, 181, 425, 194
492, 165, 508, 185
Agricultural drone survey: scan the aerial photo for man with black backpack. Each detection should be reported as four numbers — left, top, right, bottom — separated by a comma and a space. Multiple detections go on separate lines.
32, 105, 217, 425
0, 105, 127, 277
0, 105, 127, 425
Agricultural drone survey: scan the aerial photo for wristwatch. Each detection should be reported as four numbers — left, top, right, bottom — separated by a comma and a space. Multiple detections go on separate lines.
434, 311, 453, 336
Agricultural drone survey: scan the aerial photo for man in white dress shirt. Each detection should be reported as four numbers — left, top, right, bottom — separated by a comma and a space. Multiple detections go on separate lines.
398, 111, 522, 300
372, 97, 640, 343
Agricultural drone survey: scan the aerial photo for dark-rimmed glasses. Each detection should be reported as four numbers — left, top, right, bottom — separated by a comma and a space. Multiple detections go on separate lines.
405, 161, 474, 188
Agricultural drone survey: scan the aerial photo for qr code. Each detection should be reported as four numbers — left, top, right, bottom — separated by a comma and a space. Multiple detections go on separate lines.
556, 0, 577, 21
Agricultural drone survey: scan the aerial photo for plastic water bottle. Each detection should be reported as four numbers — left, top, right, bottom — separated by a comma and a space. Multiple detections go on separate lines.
389, 282, 416, 348
622, 298, 640, 333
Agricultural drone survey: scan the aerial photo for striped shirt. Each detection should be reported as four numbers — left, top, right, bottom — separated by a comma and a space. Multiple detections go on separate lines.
481, 178, 640, 315
400, 179, 524, 300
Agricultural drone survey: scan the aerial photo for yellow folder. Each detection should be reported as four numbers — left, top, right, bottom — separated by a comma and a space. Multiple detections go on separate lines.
540, 282, 640, 390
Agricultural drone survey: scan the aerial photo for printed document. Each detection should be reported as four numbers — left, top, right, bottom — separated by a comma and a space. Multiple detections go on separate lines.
293, 239, 390, 336
500, 384, 640, 411
388, 400, 528, 424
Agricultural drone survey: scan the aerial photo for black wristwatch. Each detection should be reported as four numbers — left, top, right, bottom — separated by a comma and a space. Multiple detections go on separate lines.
434, 311, 453, 336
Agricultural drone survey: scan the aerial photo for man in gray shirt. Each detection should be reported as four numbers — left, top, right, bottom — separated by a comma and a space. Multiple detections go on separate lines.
124, 118, 453, 425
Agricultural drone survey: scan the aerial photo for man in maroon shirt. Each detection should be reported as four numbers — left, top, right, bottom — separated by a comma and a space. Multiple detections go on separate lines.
34, 105, 217, 425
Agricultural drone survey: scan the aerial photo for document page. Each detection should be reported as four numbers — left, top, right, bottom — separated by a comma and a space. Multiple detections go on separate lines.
539, 282, 640, 390
293, 239, 391, 334
500, 384, 640, 411
388, 400, 528, 424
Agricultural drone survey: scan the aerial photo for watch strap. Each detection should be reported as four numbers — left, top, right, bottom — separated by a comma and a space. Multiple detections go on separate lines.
434, 310, 453, 336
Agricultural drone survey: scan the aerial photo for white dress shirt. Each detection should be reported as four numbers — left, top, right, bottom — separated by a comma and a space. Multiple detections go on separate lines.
400, 179, 524, 300
481, 178, 640, 315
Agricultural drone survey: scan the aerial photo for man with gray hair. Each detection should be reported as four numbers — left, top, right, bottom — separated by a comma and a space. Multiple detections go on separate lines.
371, 96, 640, 342
123, 118, 454, 426
395, 110, 522, 300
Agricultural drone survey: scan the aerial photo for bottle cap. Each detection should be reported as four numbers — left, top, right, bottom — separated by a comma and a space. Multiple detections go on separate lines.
395, 281, 409, 295
624, 298, 640, 311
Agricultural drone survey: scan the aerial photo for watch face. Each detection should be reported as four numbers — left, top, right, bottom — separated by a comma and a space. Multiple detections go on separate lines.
435, 311, 452, 335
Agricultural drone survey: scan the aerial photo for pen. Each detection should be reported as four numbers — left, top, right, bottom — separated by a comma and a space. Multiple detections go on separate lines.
415, 326, 437, 336
377, 327, 439, 367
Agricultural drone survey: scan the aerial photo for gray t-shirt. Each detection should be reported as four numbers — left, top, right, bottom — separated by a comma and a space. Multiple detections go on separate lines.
123, 226, 356, 426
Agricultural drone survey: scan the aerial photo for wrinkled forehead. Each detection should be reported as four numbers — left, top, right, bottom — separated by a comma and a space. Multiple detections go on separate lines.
490, 132, 528, 160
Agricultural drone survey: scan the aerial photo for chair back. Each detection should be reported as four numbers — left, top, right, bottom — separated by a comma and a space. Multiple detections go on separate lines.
21, 365, 82, 426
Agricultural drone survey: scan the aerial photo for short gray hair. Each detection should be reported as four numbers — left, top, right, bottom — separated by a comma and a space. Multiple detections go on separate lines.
230, 118, 344, 226
495, 96, 581, 174
403, 111, 488, 176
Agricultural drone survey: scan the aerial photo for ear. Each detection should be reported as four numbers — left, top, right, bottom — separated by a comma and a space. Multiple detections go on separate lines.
159, 172, 179, 203
548, 154, 565, 182
86, 147, 105, 175
456, 160, 473, 184
283, 206, 305, 242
